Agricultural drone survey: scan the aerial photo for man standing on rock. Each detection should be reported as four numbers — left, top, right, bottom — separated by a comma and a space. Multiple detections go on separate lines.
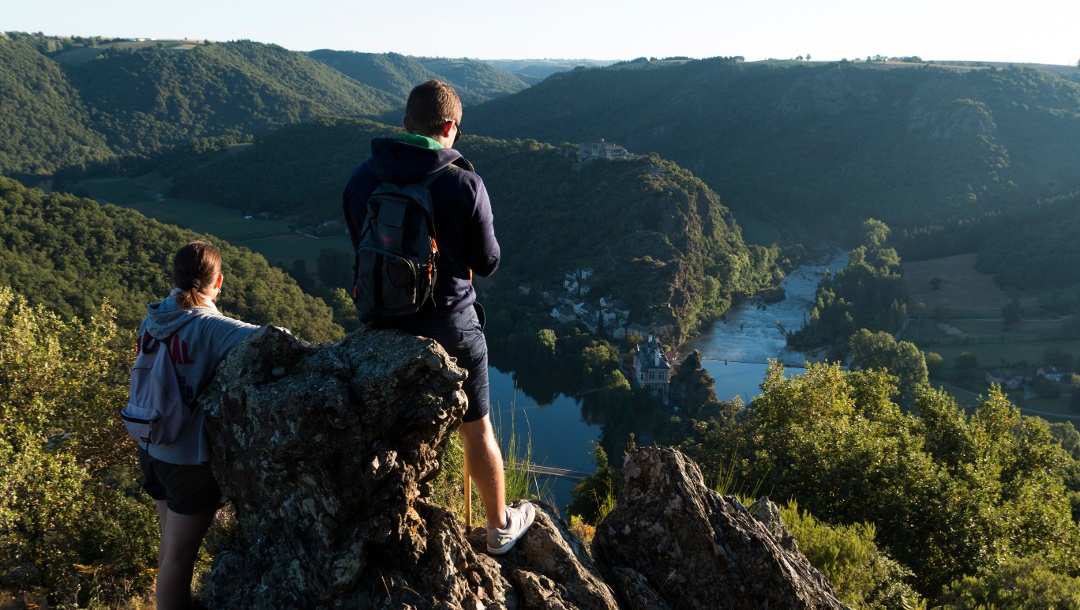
342, 80, 534, 554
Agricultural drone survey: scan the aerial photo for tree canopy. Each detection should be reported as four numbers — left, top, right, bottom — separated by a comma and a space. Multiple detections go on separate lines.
681, 361, 1080, 598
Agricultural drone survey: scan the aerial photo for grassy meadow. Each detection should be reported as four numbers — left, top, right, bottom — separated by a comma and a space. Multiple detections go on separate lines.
78, 176, 353, 271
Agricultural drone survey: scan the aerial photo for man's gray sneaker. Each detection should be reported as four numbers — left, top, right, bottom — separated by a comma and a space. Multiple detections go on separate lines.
487, 501, 536, 555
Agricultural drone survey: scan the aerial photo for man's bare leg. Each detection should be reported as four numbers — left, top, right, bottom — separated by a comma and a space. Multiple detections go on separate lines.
458, 415, 506, 528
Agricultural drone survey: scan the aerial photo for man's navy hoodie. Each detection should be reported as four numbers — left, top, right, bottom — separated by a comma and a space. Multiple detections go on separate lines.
343, 135, 500, 318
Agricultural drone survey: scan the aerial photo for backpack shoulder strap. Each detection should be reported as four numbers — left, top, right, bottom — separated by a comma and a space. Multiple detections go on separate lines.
419, 164, 457, 188
141, 332, 187, 404
140, 332, 164, 356
408, 164, 458, 238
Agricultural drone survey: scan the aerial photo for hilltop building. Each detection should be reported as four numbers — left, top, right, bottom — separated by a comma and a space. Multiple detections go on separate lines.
578, 139, 630, 162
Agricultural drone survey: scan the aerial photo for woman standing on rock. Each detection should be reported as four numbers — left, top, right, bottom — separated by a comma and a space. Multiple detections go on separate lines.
134, 240, 259, 610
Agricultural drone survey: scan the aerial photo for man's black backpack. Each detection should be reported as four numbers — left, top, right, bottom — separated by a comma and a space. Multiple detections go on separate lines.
353, 165, 455, 319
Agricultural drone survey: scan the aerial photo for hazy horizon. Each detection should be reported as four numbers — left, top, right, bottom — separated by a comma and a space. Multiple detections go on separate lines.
6, 0, 1079, 66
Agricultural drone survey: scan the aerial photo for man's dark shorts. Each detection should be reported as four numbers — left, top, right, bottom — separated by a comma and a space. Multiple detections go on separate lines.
139, 448, 225, 515
374, 303, 490, 423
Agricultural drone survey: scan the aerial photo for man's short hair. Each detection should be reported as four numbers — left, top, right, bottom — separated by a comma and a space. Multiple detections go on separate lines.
405, 80, 462, 137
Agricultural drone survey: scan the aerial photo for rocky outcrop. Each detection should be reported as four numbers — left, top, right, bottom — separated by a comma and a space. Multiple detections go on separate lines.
200, 326, 845, 609
592, 448, 847, 609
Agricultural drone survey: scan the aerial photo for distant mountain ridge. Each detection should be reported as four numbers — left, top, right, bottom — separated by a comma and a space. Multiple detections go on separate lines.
0, 34, 533, 176
466, 58, 1080, 237
484, 58, 618, 84
305, 50, 529, 109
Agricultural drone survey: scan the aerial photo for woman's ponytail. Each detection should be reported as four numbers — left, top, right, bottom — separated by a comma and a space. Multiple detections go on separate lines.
172, 240, 222, 308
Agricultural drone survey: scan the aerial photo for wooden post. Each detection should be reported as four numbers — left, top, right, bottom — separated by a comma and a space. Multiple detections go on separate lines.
463, 453, 472, 528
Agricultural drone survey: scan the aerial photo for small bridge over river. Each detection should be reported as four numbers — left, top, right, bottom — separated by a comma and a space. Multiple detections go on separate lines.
511, 462, 592, 482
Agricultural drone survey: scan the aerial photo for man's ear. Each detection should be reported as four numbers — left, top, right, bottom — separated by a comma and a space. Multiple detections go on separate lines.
402, 116, 409, 130
442, 120, 455, 138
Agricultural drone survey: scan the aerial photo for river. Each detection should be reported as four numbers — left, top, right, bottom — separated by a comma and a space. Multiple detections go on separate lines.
487, 249, 849, 514
689, 249, 849, 402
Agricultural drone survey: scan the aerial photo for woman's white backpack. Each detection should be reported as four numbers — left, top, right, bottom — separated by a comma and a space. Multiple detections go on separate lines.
120, 334, 190, 446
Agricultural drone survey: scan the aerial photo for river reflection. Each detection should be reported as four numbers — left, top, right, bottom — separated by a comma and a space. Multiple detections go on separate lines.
487, 366, 596, 515
487, 250, 848, 514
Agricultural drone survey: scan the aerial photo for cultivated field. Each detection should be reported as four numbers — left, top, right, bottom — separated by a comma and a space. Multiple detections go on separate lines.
902, 253, 1012, 312
900, 253, 1076, 416
51, 39, 205, 66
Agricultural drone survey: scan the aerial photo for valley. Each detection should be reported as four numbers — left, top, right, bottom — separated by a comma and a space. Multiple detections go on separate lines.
3, 31, 1080, 607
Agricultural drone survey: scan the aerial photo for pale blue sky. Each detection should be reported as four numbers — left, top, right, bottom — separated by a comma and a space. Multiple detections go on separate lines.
5, 0, 1078, 65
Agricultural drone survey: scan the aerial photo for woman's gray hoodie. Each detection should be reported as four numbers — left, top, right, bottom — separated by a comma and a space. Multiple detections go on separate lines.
136, 294, 259, 465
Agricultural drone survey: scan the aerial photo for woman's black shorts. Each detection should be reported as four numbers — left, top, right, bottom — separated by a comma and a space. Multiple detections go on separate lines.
139, 448, 225, 515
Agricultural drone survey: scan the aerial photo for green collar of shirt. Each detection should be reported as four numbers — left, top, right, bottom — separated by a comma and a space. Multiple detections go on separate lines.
396, 134, 443, 150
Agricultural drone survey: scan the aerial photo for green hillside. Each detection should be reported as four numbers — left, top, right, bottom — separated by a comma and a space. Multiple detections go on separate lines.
60, 40, 397, 156
0, 35, 113, 176
467, 58, 1080, 237
974, 190, 1080, 293
307, 50, 529, 107
307, 50, 442, 105
164, 117, 777, 338
414, 57, 529, 101
0, 35, 405, 174
463, 139, 778, 336
0, 176, 342, 341
165, 117, 387, 222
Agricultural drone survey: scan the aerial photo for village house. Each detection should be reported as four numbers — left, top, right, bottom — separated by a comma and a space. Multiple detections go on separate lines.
600, 296, 631, 319
541, 269, 632, 339
600, 307, 619, 328
563, 277, 580, 294
1037, 366, 1070, 383
633, 335, 672, 398
551, 304, 577, 324
985, 369, 1025, 390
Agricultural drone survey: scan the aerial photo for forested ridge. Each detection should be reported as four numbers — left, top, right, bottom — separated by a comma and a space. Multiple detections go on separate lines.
60, 40, 396, 157
464, 138, 780, 338
0, 36, 113, 176
468, 59, 1080, 230
306, 50, 529, 106
0, 33, 529, 178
